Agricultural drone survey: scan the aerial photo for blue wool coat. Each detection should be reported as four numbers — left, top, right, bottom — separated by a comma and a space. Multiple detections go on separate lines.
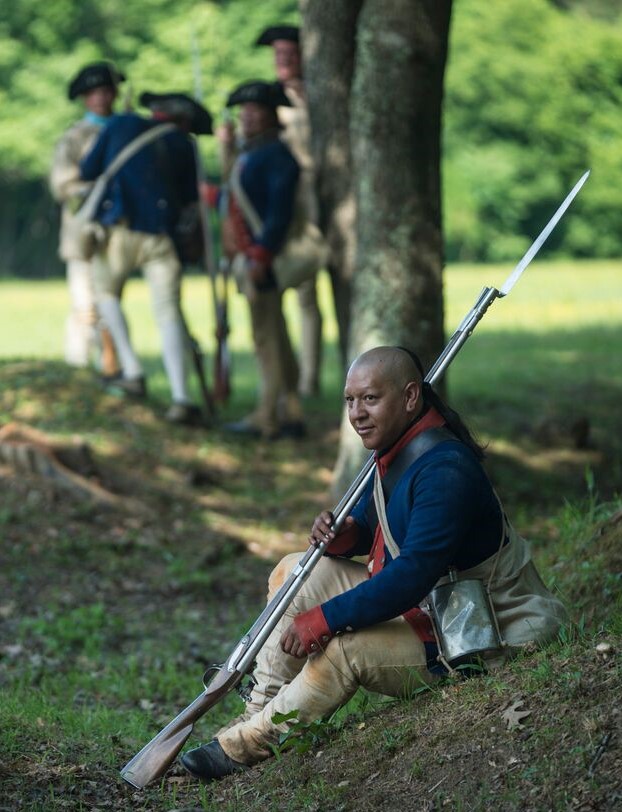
80, 113, 197, 237
321, 438, 505, 636
236, 135, 299, 256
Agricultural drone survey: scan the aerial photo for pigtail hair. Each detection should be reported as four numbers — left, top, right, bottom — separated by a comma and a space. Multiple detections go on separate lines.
397, 346, 486, 461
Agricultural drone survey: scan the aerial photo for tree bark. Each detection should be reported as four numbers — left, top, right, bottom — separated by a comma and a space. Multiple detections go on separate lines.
332, 0, 452, 494
299, 0, 362, 368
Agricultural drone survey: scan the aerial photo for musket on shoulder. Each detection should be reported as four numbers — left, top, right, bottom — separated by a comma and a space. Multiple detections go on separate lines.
191, 32, 232, 403
119, 170, 590, 789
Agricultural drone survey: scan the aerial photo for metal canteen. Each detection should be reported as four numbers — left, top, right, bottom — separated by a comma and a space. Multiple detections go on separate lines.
425, 573, 502, 667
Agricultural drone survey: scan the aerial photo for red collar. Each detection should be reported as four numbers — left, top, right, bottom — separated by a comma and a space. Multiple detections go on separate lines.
376, 407, 446, 477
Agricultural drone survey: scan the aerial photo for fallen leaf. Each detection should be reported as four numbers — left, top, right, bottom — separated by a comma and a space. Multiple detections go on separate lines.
0, 643, 23, 658
139, 698, 155, 711
501, 698, 532, 731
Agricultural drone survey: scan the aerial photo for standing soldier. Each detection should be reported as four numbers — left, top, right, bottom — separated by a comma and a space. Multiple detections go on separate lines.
49, 61, 123, 375
255, 24, 323, 397
79, 92, 213, 426
220, 80, 306, 440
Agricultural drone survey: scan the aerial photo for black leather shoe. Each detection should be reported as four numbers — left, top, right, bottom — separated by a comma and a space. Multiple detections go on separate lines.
104, 375, 147, 399
165, 403, 206, 427
180, 739, 248, 781
277, 420, 307, 439
223, 420, 263, 438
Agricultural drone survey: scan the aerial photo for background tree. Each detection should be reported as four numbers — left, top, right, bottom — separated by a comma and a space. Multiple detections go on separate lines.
302, 0, 452, 491
300, 0, 361, 368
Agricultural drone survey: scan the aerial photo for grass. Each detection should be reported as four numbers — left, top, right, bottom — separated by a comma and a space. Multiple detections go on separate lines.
0, 259, 621, 810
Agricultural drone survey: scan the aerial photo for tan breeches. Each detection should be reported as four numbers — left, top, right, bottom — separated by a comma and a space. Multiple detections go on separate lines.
92, 225, 182, 326
217, 553, 434, 765
248, 289, 301, 436
64, 258, 98, 366
92, 226, 190, 400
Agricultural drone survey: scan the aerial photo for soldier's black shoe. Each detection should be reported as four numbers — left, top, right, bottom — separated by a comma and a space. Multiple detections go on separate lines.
277, 420, 307, 439
165, 403, 206, 427
104, 375, 147, 399
223, 420, 264, 439
180, 739, 248, 781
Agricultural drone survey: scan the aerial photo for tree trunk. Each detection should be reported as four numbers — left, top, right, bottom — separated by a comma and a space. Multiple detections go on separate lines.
332, 0, 452, 494
299, 0, 362, 368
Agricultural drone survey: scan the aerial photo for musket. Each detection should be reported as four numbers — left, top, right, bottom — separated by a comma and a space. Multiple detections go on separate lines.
119, 170, 590, 789
184, 323, 217, 424
191, 32, 232, 403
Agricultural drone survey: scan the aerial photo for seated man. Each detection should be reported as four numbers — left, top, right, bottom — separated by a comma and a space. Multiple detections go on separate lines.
181, 346, 568, 779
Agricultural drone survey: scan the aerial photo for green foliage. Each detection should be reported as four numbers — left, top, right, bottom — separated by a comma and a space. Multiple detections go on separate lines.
270, 709, 337, 756
443, 0, 622, 260
1, 0, 622, 274
0, 0, 297, 178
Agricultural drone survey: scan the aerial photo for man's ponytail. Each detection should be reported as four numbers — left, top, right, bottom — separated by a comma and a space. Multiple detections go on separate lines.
397, 347, 485, 461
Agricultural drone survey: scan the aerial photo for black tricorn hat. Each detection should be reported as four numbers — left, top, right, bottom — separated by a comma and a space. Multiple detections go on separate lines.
255, 25, 300, 46
68, 61, 125, 101
139, 92, 213, 135
226, 80, 291, 110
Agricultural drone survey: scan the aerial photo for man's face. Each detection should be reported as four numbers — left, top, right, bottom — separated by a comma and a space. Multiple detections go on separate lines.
239, 102, 275, 139
344, 363, 421, 451
82, 85, 116, 117
272, 39, 302, 82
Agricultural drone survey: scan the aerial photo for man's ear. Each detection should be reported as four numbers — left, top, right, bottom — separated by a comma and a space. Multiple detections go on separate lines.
404, 380, 421, 413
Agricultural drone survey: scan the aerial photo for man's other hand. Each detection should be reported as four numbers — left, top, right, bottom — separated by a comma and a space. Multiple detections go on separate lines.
280, 621, 308, 658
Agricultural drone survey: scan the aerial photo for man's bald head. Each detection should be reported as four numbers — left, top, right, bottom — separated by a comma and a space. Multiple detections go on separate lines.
344, 347, 425, 451
347, 346, 423, 392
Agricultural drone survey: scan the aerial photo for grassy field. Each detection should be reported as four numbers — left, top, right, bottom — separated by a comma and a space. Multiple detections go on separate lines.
0, 260, 621, 811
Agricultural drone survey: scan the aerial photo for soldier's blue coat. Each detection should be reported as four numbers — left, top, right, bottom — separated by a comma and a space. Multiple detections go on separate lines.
80, 113, 197, 237
321, 439, 506, 636
237, 135, 299, 255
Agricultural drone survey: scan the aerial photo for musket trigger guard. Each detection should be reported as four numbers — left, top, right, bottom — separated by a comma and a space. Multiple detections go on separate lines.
202, 664, 223, 688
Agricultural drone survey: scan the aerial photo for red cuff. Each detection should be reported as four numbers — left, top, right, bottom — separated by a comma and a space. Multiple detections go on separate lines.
201, 183, 220, 208
403, 606, 435, 643
293, 605, 332, 654
246, 243, 273, 265
326, 523, 359, 556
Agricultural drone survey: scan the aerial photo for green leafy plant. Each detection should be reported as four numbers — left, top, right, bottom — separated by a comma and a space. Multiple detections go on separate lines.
269, 709, 337, 757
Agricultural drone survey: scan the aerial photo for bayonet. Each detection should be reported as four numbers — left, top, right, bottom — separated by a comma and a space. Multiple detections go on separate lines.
500, 170, 590, 296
